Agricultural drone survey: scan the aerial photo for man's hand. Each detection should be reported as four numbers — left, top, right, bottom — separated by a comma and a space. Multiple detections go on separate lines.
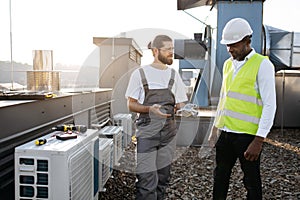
244, 136, 264, 161
207, 126, 219, 148
149, 104, 171, 118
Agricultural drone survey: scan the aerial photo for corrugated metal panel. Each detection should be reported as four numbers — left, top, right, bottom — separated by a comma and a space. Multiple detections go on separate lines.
265, 25, 300, 70
274, 71, 300, 128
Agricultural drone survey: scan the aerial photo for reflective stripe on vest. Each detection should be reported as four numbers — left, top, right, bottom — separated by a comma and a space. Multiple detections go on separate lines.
215, 53, 267, 135
223, 109, 260, 124
227, 91, 263, 106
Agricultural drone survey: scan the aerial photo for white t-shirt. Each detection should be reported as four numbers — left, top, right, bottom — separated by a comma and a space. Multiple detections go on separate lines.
125, 65, 188, 104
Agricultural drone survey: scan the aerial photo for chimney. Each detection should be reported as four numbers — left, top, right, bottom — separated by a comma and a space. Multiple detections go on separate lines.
27, 50, 60, 92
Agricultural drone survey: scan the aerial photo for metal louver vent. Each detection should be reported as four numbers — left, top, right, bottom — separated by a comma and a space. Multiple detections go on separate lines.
69, 144, 93, 200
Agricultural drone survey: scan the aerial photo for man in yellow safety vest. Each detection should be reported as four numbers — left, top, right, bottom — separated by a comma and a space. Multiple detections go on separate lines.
208, 18, 277, 200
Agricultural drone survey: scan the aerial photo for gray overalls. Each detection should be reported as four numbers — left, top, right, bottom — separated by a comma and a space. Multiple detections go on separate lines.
136, 68, 177, 200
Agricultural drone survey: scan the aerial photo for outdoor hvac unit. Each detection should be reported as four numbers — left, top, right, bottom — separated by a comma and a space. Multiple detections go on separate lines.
98, 126, 123, 166
14, 129, 99, 200
98, 138, 113, 192
113, 113, 133, 148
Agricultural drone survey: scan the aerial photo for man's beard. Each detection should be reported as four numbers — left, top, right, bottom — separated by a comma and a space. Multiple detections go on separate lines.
158, 53, 173, 65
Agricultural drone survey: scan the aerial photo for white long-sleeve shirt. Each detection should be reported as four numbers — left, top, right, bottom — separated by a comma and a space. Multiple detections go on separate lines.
220, 49, 277, 138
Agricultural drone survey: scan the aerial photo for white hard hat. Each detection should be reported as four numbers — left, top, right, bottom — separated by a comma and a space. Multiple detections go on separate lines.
220, 18, 253, 45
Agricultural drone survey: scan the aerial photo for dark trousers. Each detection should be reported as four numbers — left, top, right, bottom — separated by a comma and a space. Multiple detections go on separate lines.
213, 131, 262, 200
135, 119, 177, 200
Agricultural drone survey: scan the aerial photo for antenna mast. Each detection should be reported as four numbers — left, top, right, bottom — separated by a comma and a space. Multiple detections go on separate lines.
9, 0, 14, 90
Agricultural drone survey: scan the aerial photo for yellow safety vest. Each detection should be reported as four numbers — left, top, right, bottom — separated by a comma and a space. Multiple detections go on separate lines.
215, 53, 267, 135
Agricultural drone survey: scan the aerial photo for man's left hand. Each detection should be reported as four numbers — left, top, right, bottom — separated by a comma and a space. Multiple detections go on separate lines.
244, 136, 264, 161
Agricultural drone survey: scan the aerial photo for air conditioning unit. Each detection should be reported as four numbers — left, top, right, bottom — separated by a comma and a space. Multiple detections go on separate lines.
98, 126, 123, 166
98, 138, 113, 192
14, 129, 99, 200
113, 113, 133, 148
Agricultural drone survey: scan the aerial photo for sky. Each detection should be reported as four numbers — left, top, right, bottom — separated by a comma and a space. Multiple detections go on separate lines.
0, 0, 300, 66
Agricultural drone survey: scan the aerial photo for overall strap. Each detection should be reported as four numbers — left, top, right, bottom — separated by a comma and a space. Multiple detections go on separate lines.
139, 68, 149, 93
168, 68, 175, 90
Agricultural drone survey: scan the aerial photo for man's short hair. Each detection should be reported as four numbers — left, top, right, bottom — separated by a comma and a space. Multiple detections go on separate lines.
148, 35, 172, 49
